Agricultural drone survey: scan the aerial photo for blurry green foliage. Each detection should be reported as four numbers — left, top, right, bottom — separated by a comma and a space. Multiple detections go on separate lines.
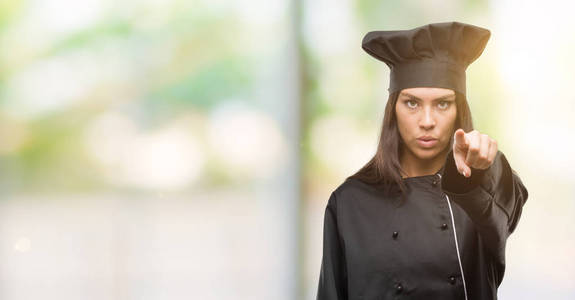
0, 0, 23, 32
15, 110, 104, 192
45, 21, 134, 57
148, 56, 253, 111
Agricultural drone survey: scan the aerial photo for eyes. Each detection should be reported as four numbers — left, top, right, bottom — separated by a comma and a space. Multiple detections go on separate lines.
404, 99, 453, 110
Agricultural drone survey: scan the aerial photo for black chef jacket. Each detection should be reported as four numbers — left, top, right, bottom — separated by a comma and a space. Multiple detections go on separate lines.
316, 149, 528, 300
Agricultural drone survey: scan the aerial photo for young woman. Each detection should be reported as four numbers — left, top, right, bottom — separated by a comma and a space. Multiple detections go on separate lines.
316, 22, 528, 300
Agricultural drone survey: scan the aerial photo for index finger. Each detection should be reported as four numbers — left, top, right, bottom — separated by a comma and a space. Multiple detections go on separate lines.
454, 129, 469, 150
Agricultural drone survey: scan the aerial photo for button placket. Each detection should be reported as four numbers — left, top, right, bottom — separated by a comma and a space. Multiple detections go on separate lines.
432, 172, 441, 187
395, 282, 403, 294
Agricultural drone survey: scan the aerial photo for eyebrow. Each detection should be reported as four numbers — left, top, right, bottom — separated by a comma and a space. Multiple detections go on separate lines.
400, 92, 456, 101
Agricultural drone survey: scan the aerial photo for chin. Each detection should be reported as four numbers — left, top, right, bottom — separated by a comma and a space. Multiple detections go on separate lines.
410, 144, 446, 160
414, 150, 439, 160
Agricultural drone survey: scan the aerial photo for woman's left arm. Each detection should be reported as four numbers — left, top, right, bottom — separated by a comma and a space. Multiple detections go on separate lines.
440, 130, 529, 268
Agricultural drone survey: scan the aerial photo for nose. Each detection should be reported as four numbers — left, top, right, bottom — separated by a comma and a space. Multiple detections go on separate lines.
419, 106, 435, 129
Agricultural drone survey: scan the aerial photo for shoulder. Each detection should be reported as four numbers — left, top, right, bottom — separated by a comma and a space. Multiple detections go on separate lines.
333, 177, 371, 197
329, 177, 390, 207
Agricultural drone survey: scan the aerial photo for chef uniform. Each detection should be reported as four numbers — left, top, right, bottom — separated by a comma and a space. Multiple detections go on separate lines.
316, 21, 529, 300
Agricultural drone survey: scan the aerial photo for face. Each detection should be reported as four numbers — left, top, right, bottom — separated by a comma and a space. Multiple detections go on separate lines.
395, 87, 457, 161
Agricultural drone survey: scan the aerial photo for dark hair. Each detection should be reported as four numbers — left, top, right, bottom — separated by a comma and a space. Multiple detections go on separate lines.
347, 89, 474, 200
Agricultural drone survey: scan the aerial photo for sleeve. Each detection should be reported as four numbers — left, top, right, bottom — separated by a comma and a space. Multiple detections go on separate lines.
440, 149, 529, 266
316, 191, 348, 300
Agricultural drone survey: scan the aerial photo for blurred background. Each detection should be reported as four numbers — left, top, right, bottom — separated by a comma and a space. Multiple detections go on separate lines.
0, 0, 573, 299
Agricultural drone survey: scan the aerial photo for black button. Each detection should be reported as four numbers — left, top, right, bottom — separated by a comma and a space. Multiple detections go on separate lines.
395, 283, 403, 293
392, 231, 399, 239
441, 223, 448, 230
432, 173, 441, 186
449, 276, 456, 285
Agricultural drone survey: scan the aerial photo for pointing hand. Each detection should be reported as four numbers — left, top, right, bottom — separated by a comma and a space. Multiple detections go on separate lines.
453, 129, 498, 178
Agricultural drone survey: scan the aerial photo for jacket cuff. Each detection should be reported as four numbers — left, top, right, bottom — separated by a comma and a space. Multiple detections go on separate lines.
441, 148, 491, 194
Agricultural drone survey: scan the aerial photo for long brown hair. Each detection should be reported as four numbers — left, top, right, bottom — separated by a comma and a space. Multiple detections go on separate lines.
347, 89, 474, 199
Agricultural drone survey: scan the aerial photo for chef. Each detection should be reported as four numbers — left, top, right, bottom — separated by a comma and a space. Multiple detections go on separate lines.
316, 21, 529, 300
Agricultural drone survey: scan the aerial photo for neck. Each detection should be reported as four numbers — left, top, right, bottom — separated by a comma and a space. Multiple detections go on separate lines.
400, 147, 450, 178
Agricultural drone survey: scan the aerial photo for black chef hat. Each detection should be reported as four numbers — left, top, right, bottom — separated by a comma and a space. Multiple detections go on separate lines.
362, 21, 490, 96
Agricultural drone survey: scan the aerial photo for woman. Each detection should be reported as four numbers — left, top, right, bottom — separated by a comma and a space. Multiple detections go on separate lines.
316, 22, 528, 300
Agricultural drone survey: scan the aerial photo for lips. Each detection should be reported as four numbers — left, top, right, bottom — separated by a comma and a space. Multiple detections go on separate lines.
417, 137, 437, 141
416, 137, 438, 148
